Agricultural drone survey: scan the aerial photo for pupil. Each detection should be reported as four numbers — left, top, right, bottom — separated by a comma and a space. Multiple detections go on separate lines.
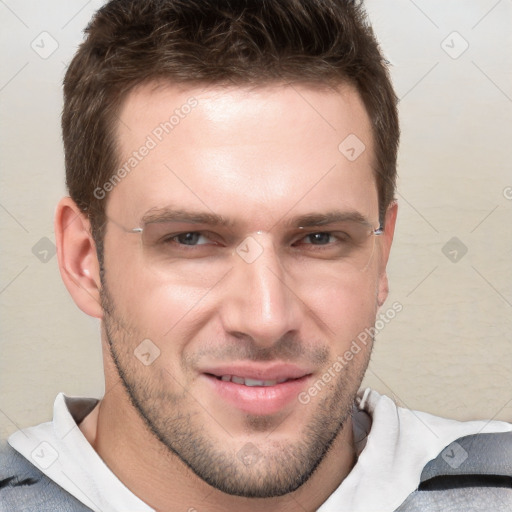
178, 232, 199, 245
311, 233, 330, 244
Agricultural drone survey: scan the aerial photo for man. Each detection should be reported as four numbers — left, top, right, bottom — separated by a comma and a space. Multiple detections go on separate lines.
1, 0, 511, 511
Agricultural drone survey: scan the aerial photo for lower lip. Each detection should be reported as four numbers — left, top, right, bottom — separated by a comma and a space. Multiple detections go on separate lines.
203, 374, 311, 415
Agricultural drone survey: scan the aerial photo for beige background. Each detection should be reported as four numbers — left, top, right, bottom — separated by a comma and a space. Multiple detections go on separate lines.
1, 0, 511, 439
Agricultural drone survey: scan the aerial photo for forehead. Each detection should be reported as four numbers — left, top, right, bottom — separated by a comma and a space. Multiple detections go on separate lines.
108, 82, 378, 229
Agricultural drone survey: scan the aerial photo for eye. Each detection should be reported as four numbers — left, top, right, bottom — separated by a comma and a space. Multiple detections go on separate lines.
171, 232, 212, 246
301, 232, 337, 245
291, 230, 359, 260
295, 232, 349, 247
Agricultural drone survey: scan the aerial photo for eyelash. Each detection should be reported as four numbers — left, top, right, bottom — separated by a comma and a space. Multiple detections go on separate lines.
296, 232, 349, 246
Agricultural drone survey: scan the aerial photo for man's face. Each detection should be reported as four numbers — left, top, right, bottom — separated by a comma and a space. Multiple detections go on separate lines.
100, 82, 391, 497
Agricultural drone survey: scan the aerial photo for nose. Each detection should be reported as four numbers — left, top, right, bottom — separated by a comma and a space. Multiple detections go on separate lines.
219, 236, 302, 348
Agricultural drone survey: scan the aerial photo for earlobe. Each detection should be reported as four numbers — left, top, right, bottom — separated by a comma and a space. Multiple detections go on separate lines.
376, 201, 398, 308
55, 197, 103, 319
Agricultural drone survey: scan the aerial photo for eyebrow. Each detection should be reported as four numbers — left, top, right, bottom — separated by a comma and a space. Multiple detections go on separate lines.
140, 208, 233, 227
140, 207, 373, 229
283, 211, 374, 228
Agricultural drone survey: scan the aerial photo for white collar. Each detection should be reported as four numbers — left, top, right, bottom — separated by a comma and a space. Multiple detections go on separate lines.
9, 389, 512, 512
9, 393, 154, 512
318, 388, 512, 511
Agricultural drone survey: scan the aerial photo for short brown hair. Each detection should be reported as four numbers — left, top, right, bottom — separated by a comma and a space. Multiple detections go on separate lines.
62, 0, 399, 250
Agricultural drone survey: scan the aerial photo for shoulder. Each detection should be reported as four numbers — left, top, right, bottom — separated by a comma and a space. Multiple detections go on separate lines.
0, 441, 92, 512
396, 431, 512, 511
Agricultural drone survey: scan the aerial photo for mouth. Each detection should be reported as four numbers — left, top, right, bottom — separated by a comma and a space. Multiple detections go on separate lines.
200, 364, 313, 415
208, 374, 291, 387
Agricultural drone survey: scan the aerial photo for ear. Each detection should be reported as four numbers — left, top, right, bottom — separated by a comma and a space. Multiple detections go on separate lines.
376, 201, 398, 308
55, 197, 103, 319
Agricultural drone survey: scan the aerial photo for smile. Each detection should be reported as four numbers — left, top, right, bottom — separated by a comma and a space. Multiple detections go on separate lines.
216, 375, 290, 387
201, 366, 313, 415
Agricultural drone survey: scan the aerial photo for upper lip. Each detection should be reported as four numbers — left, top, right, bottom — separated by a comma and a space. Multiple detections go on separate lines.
201, 363, 312, 381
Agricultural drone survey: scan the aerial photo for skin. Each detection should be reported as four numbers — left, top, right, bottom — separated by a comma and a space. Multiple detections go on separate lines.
56, 82, 397, 511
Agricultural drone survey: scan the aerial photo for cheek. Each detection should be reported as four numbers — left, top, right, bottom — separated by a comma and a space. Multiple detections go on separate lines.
299, 273, 378, 346
102, 240, 206, 341
120, 276, 210, 333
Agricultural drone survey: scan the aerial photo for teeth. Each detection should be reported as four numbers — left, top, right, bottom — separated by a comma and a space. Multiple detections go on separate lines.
219, 375, 287, 387
244, 378, 277, 387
